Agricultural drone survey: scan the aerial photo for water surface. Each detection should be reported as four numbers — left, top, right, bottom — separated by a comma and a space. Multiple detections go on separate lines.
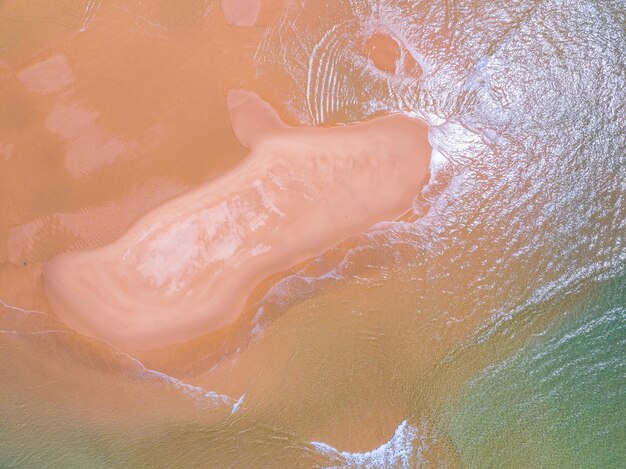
0, 0, 624, 467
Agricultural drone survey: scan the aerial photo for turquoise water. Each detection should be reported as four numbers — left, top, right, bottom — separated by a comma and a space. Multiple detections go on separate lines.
441, 274, 625, 467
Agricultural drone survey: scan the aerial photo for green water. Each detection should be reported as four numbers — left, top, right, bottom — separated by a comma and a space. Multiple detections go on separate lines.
441, 275, 625, 468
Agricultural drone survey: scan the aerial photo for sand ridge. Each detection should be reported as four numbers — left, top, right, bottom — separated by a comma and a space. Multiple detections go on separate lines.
44, 90, 431, 350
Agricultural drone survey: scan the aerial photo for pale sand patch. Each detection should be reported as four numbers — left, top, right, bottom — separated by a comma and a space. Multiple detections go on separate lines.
0, 142, 14, 161
17, 54, 74, 94
44, 90, 431, 350
221, 0, 261, 26
44, 101, 136, 177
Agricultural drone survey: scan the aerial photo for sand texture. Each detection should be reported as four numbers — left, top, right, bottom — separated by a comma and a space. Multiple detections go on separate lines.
44, 90, 431, 350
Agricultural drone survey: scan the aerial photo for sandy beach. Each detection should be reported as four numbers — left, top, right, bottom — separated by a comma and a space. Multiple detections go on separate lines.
43, 90, 431, 350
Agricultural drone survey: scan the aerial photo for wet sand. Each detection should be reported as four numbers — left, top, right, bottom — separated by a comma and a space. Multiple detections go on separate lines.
44, 90, 431, 350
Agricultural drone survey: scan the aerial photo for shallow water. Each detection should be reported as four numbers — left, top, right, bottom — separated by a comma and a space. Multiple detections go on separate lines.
1, 0, 625, 467
441, 273, 625, 467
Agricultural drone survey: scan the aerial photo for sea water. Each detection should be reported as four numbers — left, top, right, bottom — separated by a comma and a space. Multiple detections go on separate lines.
0, 0, 624, 467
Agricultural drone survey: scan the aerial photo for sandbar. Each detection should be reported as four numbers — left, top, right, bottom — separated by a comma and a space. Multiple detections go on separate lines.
44, 90, 431, 350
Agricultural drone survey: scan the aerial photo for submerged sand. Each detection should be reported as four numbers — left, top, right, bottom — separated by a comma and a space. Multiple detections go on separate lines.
221, 0, 262, 26
43, 90, 431, 350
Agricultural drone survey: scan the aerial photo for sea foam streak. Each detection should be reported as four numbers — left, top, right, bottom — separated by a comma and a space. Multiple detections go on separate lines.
311, 420, 428, 468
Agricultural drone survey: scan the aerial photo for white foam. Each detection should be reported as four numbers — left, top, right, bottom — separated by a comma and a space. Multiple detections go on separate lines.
0, 298, 238, 410
464, 55, 492, 92
230, 394, 245, 415
311, 420, 428, 468
429, 147, 449, 176
429, 119, 485, 166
